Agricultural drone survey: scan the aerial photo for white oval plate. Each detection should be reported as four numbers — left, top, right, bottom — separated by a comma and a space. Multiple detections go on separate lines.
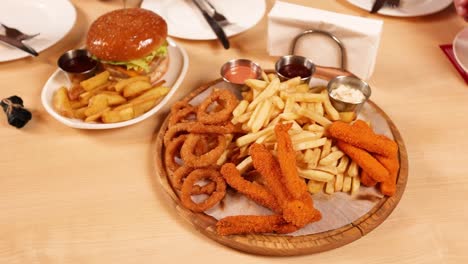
0, 0, 76, 62
41, 37, 188, 129
141, 0, 266, 40
453, 27, 468, 73
346, 0, 452, 17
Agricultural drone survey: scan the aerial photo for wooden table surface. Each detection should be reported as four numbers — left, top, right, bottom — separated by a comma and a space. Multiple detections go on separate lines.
1, 0, 467, 263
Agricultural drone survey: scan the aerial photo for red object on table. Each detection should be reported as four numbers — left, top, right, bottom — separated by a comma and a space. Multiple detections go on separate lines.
440, 44, 468, 85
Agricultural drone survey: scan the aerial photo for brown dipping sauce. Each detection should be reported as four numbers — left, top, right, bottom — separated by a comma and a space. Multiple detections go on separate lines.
278, 64, 311, 79
61, 55, 97, 73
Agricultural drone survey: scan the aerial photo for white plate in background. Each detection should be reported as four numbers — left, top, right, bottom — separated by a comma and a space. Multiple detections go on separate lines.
453, 27, 468, 73
346, 0, 452, 17
0, 0, 76, 62
141, 0, 266, 40
41, 38, 189, 129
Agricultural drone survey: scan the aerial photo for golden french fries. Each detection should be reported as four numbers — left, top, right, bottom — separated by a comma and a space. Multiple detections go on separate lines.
351, 176, 361, 195
298, 168, 334, 182
52, 70, 170, 124
325, 180, 335, 194
307, 180, 324, 194
235, 73, 363, 196
339, 111, 356, 123
342, 176, 352, 193
334, 173, 344, 192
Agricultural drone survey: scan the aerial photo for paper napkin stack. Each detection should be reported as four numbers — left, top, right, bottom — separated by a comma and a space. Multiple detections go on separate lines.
268, 1, 383, 80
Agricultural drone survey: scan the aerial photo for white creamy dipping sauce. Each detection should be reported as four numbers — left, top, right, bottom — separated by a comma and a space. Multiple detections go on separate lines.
330, 84, 366, 104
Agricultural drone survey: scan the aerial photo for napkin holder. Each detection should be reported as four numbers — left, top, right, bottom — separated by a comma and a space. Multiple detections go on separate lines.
290, 30, 354, 81
290, 29, 347, 70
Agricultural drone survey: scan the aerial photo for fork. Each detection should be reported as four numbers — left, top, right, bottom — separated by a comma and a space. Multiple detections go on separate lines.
1, 23, 40, 41
201, 0, 231, 26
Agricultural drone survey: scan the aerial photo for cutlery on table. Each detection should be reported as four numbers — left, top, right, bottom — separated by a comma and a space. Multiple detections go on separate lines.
1, 24, 40, 41
370, 0, 400, 13
201, 0, 231, 27
0, 24, 39, 56
192, 0, 230, 49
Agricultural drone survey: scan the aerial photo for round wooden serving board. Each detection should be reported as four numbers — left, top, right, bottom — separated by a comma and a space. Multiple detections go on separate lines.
153, 67, 408, 256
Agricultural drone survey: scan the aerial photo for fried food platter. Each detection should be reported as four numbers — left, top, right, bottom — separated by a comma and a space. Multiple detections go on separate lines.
153, 67, 408, 256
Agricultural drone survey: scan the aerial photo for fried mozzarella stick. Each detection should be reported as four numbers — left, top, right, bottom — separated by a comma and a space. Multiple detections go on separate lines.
220, 163, 281, 213
328, 121, 398, 157
216, 215, 298, 236
336, 141, 389, 182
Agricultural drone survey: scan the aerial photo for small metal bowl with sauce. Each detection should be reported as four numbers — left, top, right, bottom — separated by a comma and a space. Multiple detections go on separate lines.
327, 76, 371, 114
275, 55, 316, 83
58, 49, 98, 82
220, 59, 262, 85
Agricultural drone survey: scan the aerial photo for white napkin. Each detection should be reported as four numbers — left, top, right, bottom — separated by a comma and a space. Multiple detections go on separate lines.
268, 1, 383, 80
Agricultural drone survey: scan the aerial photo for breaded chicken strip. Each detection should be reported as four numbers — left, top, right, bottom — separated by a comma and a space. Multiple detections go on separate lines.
216, 215, 298, 236
329, 121, 398, 157
220, 163, 281, 213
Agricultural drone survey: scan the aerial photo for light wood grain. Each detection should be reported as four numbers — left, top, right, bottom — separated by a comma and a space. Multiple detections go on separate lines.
154, 70, 408, 255
1, 0, 468, 263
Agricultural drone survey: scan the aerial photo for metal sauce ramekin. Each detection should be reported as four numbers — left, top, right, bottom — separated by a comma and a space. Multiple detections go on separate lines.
327, 76, 371, 114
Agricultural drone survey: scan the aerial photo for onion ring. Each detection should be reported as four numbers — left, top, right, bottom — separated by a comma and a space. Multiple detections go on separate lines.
169, 104, 198, 126
180, 168, 226, 212
172, 166, 216, 195
164, 135, 187, 172
197, 89, 238, 125
164, 122, 235, 146
164, 134, 212, 172
181, 134, 226, 168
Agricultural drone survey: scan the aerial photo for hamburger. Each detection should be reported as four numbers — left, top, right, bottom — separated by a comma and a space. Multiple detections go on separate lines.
86, 8, 169, 84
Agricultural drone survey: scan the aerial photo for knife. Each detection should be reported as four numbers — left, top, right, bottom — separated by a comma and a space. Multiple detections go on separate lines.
0, 34, 38, 56
370, 0, 387, 13
192, 0, 230, 49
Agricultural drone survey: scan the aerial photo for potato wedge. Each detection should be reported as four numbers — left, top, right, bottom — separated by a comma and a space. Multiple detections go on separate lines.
115, 76, 150, 92
101, 111, 121, 123
123, 80, 152, 98
130, 86, 169, 103
53, 87, 74, 118
73, 107, 87, 120
68, 84, 84, 101
85, 94, 108, 117
99, 91, 126, 106
70, 100, 87, 109
80, 71, 110, 91
117, 107, 134, 121
84, 107, 110, 123
133, 99, 157, 117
